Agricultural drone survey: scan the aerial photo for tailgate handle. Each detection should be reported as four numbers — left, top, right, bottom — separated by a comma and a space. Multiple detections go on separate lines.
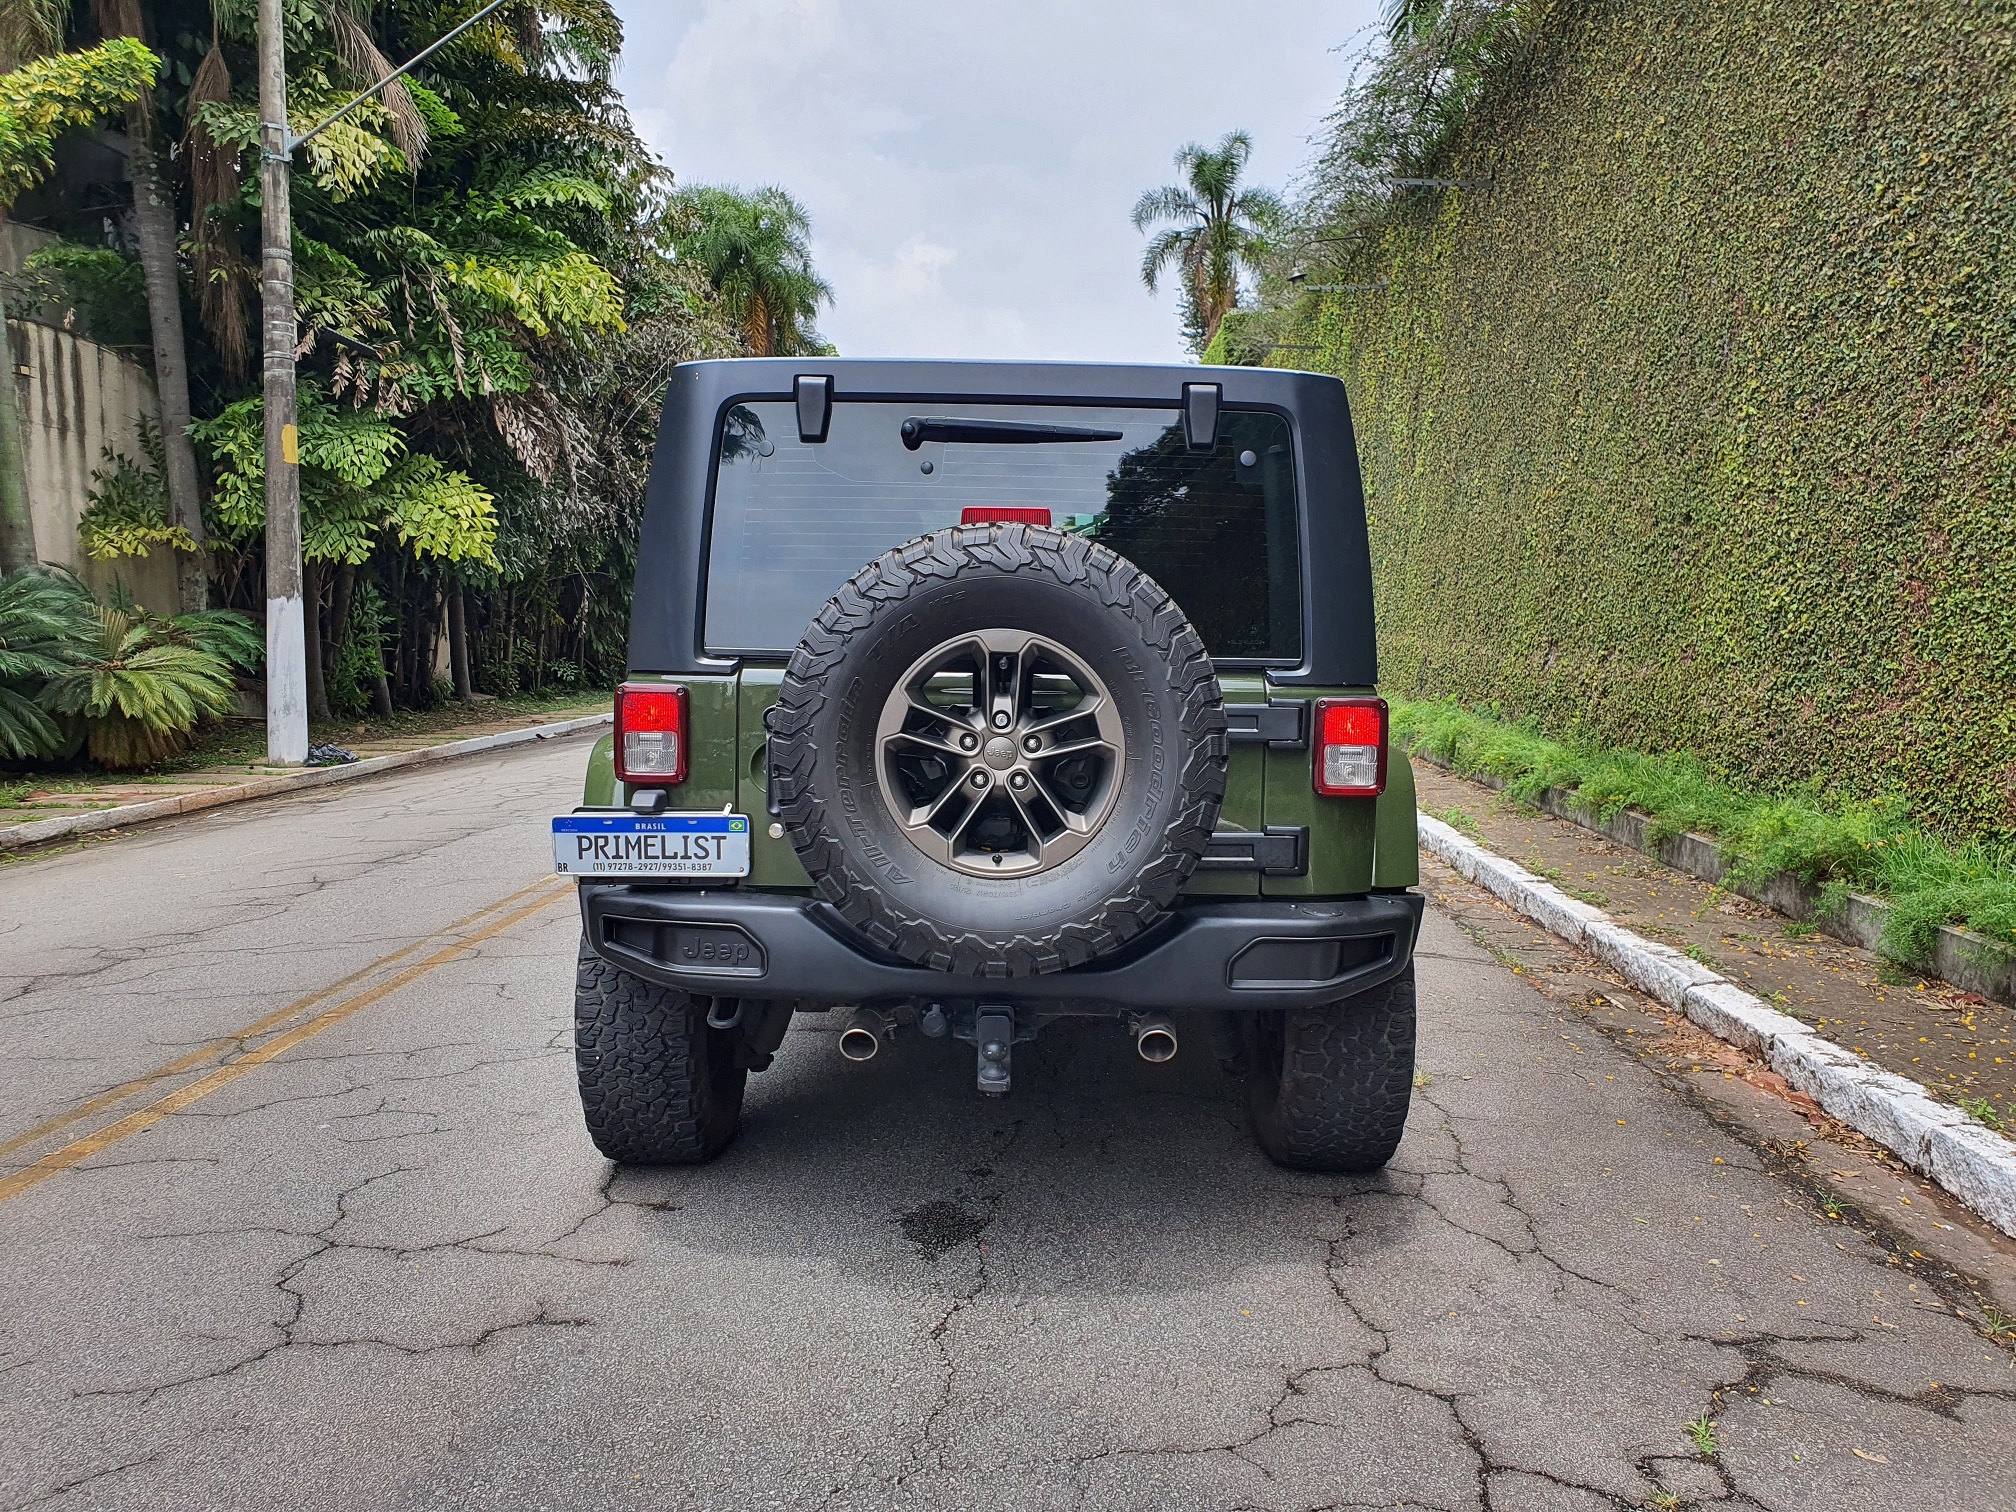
1225, 700, 1307, 748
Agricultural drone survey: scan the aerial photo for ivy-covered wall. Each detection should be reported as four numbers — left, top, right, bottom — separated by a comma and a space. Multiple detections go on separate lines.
1311, 0, 2016, 844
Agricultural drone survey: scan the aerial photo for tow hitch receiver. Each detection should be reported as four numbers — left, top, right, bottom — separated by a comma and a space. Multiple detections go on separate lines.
975, 1006, 1014, 1096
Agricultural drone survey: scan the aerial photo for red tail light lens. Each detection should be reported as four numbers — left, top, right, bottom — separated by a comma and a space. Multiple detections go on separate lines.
1312, 696, 1387, 797
960, 507, 1051, 526
615, 682, 688, 785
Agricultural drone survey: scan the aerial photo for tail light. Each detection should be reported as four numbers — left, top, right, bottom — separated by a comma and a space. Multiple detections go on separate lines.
1312, 696, 1387, 797
615, 682, 688, 785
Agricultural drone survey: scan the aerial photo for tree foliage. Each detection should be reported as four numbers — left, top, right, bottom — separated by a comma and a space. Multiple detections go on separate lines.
78, 421, 195, 560
194, 385, 498, 567
0, 35, 158, 206
670, 184, 832, 357
20, 0, 779, 729
1132, 131, 1284, 354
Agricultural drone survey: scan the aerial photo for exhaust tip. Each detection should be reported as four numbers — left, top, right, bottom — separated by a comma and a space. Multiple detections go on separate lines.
1135, 1021, 1178, 1064
839, 1008, 887, 1062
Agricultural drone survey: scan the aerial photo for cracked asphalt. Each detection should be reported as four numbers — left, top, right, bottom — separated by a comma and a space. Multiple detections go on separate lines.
3, 736, 2014, 1510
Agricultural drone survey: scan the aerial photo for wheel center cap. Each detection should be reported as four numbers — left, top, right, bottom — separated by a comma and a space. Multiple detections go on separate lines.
982, 735, 1017, 770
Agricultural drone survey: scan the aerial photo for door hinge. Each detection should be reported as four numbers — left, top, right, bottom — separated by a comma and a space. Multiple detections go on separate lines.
1224, 700, 1308, 749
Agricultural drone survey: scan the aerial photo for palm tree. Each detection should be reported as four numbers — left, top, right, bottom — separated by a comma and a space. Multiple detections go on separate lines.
1132, 131, 1284, 354
672, 185, 832, 357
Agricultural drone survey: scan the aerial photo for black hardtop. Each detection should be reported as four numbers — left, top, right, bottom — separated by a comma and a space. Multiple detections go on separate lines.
628, 357, 1377, 687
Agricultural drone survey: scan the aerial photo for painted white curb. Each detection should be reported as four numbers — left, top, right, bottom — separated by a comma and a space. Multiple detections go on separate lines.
0, 713, 612, 855
1418, 811, 2016, 1239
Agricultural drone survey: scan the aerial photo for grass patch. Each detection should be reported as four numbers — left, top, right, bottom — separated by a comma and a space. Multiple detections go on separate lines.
1684, 1414, 1719, 1457
1960, 1097, 2003, 1131
1395, 699, 2016, 971
1433, 805, 1480, 837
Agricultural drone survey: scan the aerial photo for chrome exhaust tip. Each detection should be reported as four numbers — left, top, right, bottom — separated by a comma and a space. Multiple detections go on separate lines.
838, 1008, 888, 1063
1133, 1013, 1178, 1064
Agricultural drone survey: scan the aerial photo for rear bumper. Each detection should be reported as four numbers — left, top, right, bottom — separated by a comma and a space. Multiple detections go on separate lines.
577, 885, 1423, 1012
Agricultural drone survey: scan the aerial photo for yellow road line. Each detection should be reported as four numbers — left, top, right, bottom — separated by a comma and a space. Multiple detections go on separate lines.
0, 879, 571, 1204
0, 874, 563, 1163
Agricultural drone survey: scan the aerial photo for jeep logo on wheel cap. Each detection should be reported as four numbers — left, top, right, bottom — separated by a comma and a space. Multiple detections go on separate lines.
983, 735, 1018, 770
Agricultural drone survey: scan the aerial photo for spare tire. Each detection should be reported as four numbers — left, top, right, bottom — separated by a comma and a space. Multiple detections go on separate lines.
768, 523, 1226, 977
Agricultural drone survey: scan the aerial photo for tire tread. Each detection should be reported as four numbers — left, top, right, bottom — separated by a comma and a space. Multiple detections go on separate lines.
770, 523, 1226, 978
574, 937, 745, 1164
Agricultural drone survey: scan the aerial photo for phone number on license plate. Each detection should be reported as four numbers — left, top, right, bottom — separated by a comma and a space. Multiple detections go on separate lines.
552, 813, 751, 877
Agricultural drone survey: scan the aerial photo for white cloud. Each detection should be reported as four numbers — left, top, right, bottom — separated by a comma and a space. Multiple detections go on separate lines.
614, 0, 1379, 362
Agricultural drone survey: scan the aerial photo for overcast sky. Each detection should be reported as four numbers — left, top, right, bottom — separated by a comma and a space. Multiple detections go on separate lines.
611, 1, 1379, 363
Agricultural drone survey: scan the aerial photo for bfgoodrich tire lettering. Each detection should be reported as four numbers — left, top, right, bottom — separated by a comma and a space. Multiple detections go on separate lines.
768, 523, 1227, 977
574, 936, 746, 1163
1246, 964, 1417, 1172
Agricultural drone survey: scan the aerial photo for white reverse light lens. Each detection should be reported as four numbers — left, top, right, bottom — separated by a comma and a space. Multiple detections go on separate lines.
622, 730, 680, 777
1323, 744, 1380, 791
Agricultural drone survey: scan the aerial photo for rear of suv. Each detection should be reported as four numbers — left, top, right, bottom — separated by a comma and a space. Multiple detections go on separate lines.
556, 359, 1423, 1171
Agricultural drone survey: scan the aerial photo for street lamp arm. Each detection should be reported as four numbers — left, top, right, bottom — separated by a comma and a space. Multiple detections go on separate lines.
285, 0, 512, 154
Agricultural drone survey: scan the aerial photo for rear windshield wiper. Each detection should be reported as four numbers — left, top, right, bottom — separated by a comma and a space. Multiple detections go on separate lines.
900, 416, 1125, 451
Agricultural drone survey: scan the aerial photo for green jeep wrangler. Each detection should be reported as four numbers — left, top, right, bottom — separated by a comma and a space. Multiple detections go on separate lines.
554, 359, 1423, 1172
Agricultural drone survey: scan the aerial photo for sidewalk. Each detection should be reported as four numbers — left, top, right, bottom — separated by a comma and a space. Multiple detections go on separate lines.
1415, 761, 2015, 1130
1, 698, 609, 857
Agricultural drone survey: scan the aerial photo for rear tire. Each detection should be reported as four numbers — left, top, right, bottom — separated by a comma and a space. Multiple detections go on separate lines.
574, 936, 746, 1164
1246, 964, 1416, 1172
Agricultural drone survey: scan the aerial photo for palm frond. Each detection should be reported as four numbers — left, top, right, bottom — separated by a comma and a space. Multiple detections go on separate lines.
0, 566, 94, 682
34, 591, 245, 768
0, 0, 66, 70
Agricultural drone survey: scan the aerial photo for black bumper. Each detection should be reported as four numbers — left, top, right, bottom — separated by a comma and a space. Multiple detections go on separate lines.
577, 885, 1423, 1012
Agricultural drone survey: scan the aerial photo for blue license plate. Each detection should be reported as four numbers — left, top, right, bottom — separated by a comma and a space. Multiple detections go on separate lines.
552, 812, 751, 878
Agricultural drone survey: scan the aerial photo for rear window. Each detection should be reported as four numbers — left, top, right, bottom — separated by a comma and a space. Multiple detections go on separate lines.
702, 401, 1302, 659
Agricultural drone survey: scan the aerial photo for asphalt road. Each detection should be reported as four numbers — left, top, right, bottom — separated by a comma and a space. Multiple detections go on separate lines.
3, 737, 2012, 1511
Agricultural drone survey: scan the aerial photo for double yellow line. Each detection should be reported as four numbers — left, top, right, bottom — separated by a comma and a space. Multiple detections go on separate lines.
0, 875, 571, 1205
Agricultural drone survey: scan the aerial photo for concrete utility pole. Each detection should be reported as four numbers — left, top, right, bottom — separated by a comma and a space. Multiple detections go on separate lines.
258, 0, 307, 765
253, 0, 512, 764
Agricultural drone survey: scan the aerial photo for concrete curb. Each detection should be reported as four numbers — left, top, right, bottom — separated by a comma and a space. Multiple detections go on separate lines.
1418, 811, 2016, 1240
1418, 755, 2016, 1008
0, 713, 611, 855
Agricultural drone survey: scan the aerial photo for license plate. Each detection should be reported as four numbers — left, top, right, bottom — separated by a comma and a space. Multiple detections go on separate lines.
552, 812, 751, 878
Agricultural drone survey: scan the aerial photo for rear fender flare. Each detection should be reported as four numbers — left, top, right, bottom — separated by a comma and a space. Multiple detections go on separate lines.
1371, 747, 1419, 890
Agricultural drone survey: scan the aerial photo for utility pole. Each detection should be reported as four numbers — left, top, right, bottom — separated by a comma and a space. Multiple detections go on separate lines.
253, 0, 510, 764
258, 0, 307, 765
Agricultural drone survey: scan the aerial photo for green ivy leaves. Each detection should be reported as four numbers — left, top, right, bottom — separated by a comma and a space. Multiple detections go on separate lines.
1291, 0, 2016, 847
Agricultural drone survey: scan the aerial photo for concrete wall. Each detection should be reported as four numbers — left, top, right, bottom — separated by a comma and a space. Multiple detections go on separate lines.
3, 221, 177, 614
9, 319, 177, 614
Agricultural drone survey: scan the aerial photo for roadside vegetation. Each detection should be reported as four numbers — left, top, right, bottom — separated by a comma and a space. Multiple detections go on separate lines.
0, 565, 257, 768
1397, 699, 2016, 968
1132, 129, 1283, 355
0, 3, 831, 777
1198, 0, 2016, 854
